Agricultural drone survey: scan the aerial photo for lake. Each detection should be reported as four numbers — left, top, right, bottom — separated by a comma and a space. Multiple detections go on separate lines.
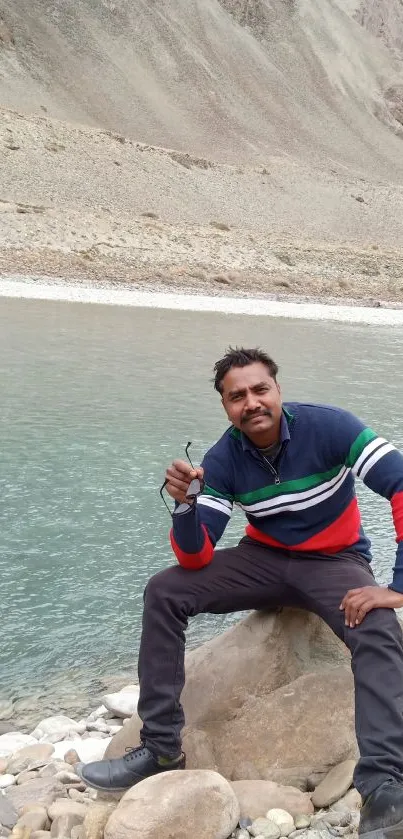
1, 295, 402, 726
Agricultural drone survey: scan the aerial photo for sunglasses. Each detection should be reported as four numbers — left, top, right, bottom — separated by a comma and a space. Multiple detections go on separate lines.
160, 441, 205, 516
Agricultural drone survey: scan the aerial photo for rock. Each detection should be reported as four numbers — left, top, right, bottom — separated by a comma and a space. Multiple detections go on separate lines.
50, 813, 85, 838
105, 611, 355, 777
20, 804, 50, 818
101, 688, 140, 719
81, 803, 116, 839
101, 715, 142, 760
235, 831, 250, 839
31, 833, 51, 839
0, 757, 9, 772
104, 770, 240, 839
311, 760, 356, 808
85, 721, 109, 734
0, 735, 37, 759
7, 745, 55, 776
65, 782, 86, 793
330, 787, 362, 812
232, 761, 262, 781
0, 796, 18, 829
262, 766, 314, 791
213, 666, 356, 779
250, 818, 280, 838
52, 738, 111, 763
321, 812, 342, 826
71, 828, 83, 839
30, 717, 85, 744
38, 761, 72, 778
302, 831, 334, 839
0, 774, 16, 788
294, 815, 311, 829
68, 789, 88, 802
266, 808, 295, 836
16, 771, 39, 785
64, 750, 80, 766
183, 610, 347, 730
5, 778, 67, 814
48, 801, 87, 820
172, 727, 218, 773
54, 770, 81, 784
86, 707, 107, 721
231, 781, 313, 820
15, 809, 49, 832
306, 772, 327, 791
86, 731, 109, 739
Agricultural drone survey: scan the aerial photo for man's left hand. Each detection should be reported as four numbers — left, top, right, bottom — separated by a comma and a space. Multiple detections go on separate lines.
340, 586, 403, 628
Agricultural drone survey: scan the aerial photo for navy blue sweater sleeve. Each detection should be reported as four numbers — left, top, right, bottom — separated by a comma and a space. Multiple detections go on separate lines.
170, 448, 234, 570
336, 409, 403, 592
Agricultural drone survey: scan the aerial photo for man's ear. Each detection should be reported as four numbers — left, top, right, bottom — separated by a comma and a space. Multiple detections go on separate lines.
221, 395, 230, 420
276, 381, 281, 395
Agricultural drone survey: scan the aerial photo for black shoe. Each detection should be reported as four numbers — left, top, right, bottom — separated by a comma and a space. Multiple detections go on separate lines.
359, 780, 403, 838
76, 744, 185, 792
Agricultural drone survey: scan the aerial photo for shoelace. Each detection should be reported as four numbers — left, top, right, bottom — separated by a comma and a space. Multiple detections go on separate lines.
124, 745, 148, 762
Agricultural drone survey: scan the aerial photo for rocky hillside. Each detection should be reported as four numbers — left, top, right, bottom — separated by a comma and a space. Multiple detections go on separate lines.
0, 0, 402, 175
1, 1, 403, 302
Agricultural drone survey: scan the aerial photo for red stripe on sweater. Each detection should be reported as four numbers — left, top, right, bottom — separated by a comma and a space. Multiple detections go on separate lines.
391, 492, 403, 542
246, 497, 361, 554
170, 525, 214, 569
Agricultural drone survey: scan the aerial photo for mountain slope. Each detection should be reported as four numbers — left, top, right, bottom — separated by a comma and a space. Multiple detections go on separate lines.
0, 0, 402, 176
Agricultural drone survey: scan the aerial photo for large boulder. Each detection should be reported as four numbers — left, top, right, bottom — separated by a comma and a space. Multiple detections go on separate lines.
231, 780, 313, 820
104, 770, 240, 839
200, 666, 357, 779
104, 609, 355, 779
182, 608, 348, 727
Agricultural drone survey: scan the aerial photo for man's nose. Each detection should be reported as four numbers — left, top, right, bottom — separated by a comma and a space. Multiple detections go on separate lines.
245, 393, 261, 411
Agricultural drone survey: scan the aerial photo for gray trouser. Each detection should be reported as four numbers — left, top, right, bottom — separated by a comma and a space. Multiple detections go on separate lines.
137, 537, 403, 799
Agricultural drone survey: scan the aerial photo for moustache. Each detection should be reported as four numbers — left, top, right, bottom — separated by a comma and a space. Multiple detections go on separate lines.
241, 409, 272, 424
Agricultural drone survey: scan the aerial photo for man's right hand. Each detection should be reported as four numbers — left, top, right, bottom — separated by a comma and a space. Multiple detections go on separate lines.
165, 460, 204, 505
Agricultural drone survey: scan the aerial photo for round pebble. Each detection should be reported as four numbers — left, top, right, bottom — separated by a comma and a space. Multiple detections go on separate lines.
294, 815, 311, 829
250, 818, 281, 839
0, 773, 16, 788
266, 809, 295, 836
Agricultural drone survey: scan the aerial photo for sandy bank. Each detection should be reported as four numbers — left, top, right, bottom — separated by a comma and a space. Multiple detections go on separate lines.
2, 276, 403, 325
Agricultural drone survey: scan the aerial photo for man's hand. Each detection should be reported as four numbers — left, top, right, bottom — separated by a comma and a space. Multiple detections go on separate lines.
165, 460, 204, 505
340, 586, 403, 627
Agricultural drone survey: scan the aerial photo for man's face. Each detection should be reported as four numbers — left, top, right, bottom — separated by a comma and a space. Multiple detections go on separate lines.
220, 362, 282, 445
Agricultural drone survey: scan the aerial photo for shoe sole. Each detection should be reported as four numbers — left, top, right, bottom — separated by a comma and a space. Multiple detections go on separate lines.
360, 819, 403, 839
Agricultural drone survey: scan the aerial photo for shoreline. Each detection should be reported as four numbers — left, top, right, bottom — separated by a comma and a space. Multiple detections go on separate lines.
2, 275, 403, 325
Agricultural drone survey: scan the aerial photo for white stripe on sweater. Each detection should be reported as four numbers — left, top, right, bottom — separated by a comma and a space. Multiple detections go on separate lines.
241, 465, 349, 514
242, 467, 351, 518
360, 443, 395, 481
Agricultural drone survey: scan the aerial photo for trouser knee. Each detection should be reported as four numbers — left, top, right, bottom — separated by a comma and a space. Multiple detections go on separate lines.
346, 607, 403, 655
143, 566, 186, 606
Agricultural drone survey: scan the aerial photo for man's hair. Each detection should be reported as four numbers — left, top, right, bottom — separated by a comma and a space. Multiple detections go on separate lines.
213, 347, 279, 394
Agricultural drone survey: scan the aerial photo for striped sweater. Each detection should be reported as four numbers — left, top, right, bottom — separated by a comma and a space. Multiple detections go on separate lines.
170, 403, 403, 592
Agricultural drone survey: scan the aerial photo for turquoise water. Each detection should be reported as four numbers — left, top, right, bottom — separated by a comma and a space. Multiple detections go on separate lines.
1, 296, 403, 725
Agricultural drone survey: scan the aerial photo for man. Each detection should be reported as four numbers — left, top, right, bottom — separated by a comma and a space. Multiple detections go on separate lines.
78, 347, 403, 838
